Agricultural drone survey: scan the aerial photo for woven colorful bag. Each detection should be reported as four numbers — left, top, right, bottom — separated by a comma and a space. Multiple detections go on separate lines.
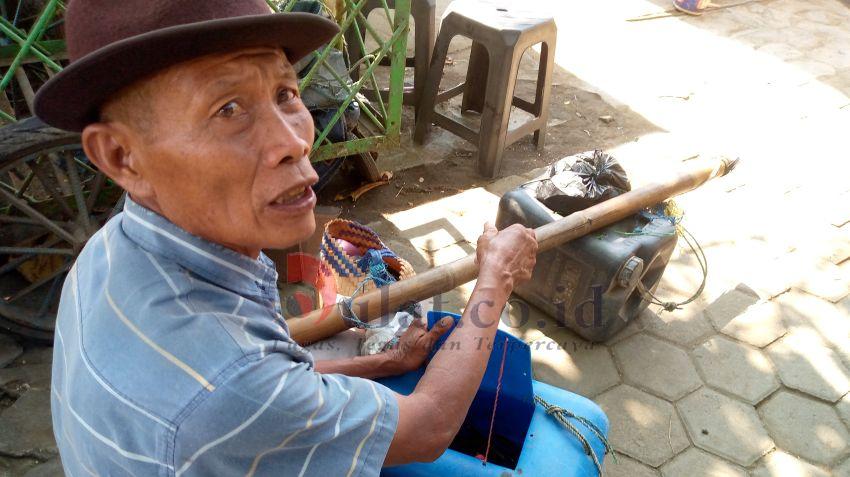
320, 219, 416, 297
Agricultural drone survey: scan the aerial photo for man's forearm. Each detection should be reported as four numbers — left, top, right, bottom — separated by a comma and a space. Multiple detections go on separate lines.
386, 224, 536, 465
412, 278, 510, 436
314, 353, 403, 379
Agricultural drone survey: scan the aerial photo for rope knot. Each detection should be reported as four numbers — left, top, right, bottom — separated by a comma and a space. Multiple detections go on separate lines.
533, 395, 616, 476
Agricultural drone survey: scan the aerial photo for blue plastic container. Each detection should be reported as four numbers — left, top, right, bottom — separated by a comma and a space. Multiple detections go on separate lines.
378, 311, 609, 476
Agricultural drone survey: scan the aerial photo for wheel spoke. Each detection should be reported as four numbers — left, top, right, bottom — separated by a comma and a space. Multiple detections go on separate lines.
0, 178, 19, 196
49, 154, 74, 197
0, 246, 74, 255
0, 215, 73, 226
0, 236, 65, 276
0, 256, 32, 276
0, 185, 79, 244
0, 121, 118, 339
109, 192, 127, 219
85, 171, 106, 211
36, 273, 65, 318
72, 156, 99, 176
13, 169, 36, 198
29, 156, 75, 218
4, 260, 71, 304
63, 150, 93, 232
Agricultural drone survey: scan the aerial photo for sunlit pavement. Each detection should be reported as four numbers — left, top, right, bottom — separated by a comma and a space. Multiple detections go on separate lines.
373, 0, 850, 475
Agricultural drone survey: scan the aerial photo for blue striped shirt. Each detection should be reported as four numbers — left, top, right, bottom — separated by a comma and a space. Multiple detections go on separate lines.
51, 197, 399, 476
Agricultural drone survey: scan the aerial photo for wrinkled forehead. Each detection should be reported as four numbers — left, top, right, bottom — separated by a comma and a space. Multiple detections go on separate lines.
97, 46, 299, 132
165, 46, 296, 86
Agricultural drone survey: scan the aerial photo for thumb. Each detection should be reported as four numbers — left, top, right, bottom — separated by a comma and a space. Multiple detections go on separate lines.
428, 317, 454, 341
409, 316, 427, 330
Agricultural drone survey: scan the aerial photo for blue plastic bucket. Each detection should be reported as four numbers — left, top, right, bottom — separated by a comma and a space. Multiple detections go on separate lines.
378, 311, 609, 476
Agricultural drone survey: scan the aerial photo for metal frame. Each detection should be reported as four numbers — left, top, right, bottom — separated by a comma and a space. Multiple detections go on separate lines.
0, 0, 65, 122
269, 0, 409, 163
0, 0, 411, 163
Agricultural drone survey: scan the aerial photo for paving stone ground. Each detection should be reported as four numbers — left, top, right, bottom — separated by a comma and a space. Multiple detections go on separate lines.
613, 334, 701, 401
0, 343, 57, 474
678, 387, 774, 466
365, 1, 850, 475
759, 390, 850, 466
3, 0, 850, 476
752, 451, 831, 477
596, 385, 690, 467
660, 448, 747, 477
692, 336, 779, 404
0, 389, 57, 461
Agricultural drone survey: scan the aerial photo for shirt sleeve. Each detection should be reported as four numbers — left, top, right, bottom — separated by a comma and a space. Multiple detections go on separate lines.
172, 352, 399, 477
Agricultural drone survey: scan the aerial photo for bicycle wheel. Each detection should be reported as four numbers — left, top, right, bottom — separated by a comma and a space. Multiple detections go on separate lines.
0, 117, 122, 341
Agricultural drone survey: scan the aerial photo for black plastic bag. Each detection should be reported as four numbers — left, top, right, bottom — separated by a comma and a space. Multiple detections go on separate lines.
523, 150, 631, 215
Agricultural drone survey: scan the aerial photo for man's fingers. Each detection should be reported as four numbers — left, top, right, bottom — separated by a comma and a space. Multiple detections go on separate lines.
409, 316, 426, 330
482, 223, 498, 240
428, 317, 454, 341
476, 223, 497, 265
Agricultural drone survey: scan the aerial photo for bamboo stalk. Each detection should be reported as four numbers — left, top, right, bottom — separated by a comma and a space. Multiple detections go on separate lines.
287, 156, 737, 344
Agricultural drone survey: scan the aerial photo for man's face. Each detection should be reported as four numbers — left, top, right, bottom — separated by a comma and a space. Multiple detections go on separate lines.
118, 48, 318, 257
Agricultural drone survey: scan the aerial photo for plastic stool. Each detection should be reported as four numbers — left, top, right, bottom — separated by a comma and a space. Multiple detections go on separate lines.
413, 0, 556, 178
345, 0, 436, 111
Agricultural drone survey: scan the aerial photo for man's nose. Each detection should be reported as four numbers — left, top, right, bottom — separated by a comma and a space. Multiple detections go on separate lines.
259, 106, 312, 168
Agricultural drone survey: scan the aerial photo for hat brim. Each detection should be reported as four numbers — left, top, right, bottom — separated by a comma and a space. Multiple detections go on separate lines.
34, 12, 340, 132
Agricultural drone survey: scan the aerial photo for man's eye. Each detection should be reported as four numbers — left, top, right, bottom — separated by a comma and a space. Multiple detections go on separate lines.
216, 101, 242, 118
278, 89, 297, 104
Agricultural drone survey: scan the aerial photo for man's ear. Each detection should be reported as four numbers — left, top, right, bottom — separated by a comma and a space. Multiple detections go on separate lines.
81, 122, 154, 201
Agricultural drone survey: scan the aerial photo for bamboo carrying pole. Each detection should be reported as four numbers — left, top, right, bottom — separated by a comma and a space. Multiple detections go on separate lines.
287, 157, 738, 345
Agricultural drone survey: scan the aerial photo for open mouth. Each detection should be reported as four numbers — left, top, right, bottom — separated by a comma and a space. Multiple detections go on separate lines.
267, 185, 316, 215
271, 186, 310, 206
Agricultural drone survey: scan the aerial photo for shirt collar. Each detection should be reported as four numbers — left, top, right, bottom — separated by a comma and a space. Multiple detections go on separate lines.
120, 197, 278, 297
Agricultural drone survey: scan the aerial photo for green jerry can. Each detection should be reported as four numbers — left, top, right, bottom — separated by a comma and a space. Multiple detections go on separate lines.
495, 186, 678, 342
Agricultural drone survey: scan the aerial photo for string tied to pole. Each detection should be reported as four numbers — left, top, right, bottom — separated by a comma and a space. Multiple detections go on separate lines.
616, 201, 708, 314
482, 336, 510, 464
340, 250, 419, 330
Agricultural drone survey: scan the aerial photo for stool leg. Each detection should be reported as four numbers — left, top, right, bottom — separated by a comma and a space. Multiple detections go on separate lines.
413, 27, 454, 145
412, 0, 436, 113
461, 41, 489, 114
533, 39, 556, 150
344, 17, 364, 84
477, 49, 522, 178
345, 1, 380, 84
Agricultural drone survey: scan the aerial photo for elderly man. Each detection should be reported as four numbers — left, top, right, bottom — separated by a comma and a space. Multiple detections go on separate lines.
33, 1, 537, 475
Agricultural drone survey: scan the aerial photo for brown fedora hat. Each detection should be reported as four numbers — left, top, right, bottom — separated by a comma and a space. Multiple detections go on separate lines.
33, 0, 340, 132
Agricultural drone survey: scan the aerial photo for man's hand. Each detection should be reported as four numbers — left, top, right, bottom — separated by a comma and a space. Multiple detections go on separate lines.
386, 316, 454, 374
386, 224, 537, 465
313, 317, 452, 379
475, 222, 537, 295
